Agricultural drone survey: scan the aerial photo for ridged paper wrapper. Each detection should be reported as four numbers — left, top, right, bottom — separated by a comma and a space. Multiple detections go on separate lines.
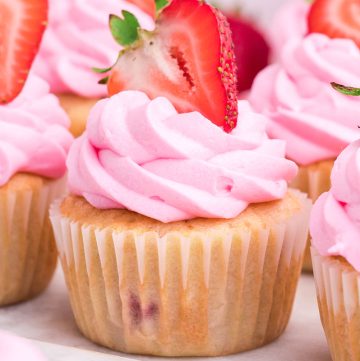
291, 159, 333, 271
51, 190, 311, 356
312, 248, 360, 361
0, 174, 66, 306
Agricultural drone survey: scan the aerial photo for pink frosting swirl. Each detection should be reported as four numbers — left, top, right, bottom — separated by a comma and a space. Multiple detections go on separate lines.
32, 0, 154, 98
249, 34, 360, 165
311, 140, 360, 271
0, 75, 73, 186
269, 0, 309, 60
67, 91, 297, 222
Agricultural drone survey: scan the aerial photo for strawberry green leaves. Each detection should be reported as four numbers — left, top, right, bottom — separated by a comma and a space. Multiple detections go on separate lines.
110, 11, 140, 46
92, 65, 113, 74
93, 10, 141, 83
331, 82, 360, 96
156, 0, 169, 11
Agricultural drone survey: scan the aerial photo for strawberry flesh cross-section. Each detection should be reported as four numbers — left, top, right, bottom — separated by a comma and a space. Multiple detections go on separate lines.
0, 0, 48, 104
108, 0, 238, 132
308, 0, 360, 48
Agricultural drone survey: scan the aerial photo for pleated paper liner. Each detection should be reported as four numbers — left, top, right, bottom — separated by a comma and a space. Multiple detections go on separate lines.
291, 159, 333, 272
0, 173, 66, 306
51, 190, 311, 357
312, 248, 360, 361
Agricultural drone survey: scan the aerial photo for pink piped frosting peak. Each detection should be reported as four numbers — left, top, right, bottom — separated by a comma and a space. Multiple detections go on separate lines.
0, 75, 73, 186
32, 0, 154, 98
311, 140, 360, 272
250, 33, 360, 165
67, 91, 297, 223
269, 0, 310, 60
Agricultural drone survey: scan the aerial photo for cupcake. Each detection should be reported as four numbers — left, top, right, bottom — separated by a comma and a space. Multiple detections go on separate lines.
0, 331, 47, 361
51, 87, 311, 356
32, 0, 153, 137
0, 74, 73, 305
311, 139, 360, 361
51, 0, 311, 355
249, 33, 360, 270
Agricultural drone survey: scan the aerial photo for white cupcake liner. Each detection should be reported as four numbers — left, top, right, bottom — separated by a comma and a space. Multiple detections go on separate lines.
0, 175, 66, 306
312, 248, 360, 361
291, 160, 334, 272
51, 190, 311, 356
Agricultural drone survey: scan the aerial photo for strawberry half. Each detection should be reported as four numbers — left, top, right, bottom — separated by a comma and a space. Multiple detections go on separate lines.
107, 0, 238, 132
127, 0, 156, 19
227, 15, 270, 93
308, 0, 360, 48
0, 0, 48, 104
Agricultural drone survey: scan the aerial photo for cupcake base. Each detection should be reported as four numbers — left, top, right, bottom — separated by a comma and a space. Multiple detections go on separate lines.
51, 190, 310, 356
58, 94, 99, 137
0, 173, 65, 306
312, 248, 360, 361
290, 159, 334, 272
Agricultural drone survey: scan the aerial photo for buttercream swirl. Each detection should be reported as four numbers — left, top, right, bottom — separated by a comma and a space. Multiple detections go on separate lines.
269, 0, 309, 60
67, 91, 297, 222
0, 75, 73, 186
311, 140, 360, 271
250, 33, 360, 165
32, 0, 154, 98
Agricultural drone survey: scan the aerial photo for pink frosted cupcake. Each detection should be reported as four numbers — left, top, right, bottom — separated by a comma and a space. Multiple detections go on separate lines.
50, 91, 311, 356
32, 0, 153, 136
249, 33, 360, 270
0, 331, 47, 361
0, 75, 73, 305
311, 139, 360, 361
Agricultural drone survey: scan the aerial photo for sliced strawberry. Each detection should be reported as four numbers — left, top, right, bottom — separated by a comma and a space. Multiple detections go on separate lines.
108, 0, 238, 131
127, 0, 156, 19
308, 0, 360, 48
0, 0, 48, 104
227, 15, 270, 93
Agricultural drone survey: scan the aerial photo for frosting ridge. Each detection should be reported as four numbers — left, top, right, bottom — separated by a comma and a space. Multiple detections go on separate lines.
0, 75, 73, 186
33, 0, 154, 97
250, 33, 360, 165
269, 0, 309, 60
67, 91, 297, 222
311, 140, 360, 271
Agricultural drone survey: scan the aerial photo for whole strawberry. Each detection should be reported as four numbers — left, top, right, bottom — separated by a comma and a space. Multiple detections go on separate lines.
101, 0, 239, 132
226, 15, 270, 93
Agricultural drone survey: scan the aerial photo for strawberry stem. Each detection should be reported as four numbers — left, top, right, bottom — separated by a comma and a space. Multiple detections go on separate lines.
331, 82, 360, 96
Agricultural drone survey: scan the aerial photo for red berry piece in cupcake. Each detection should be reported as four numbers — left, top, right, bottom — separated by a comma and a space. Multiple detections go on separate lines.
226, 15, 270, 93
104, 0, 238, 132
308, 0, 360, 48
0, 0, 48, 104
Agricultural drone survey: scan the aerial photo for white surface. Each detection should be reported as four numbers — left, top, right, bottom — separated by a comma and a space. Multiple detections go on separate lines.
0, 268, 332, 361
